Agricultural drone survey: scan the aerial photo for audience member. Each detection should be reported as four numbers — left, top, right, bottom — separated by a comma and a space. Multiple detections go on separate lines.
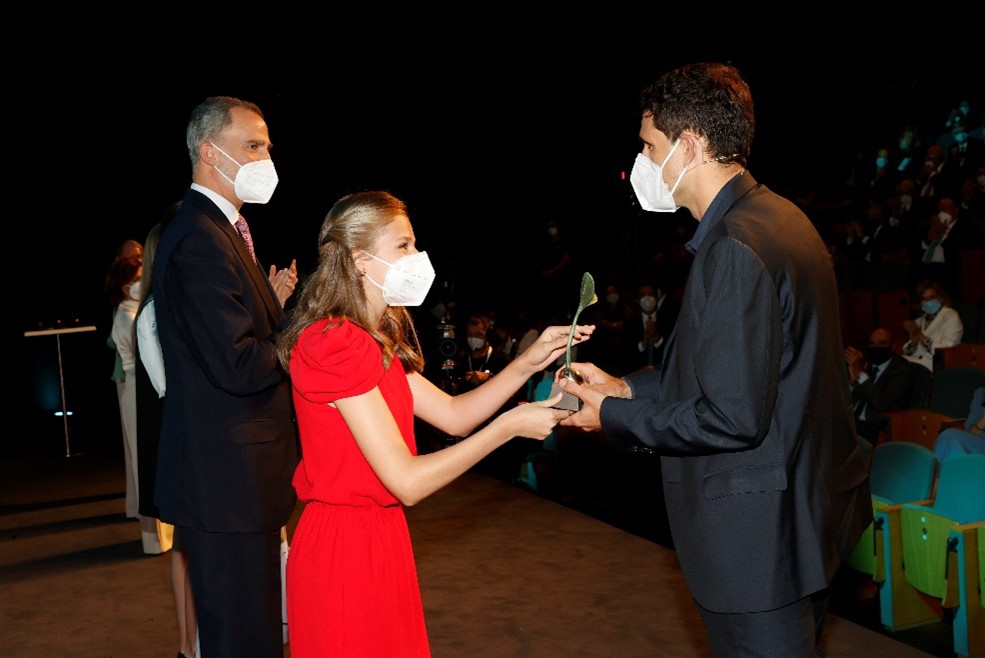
105, 252, 171, 555
902, 280, 964, 371
947, 117, 985, 180
457, 313, 513, 392
915, 143, 960, 216
581, 282, 633, 376
932, 386, 985, 461
532, 218, 579, 323
891, 124, 924, 182
152, 95, 299, 658
911, 196, 968, 291
844, 327, 914, 442
956, 172, 984, 225
623, 281, 679, 372
275, 190, 593, 657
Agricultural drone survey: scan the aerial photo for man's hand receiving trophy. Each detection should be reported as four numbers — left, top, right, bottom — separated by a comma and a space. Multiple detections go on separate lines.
549, 272, 597, 411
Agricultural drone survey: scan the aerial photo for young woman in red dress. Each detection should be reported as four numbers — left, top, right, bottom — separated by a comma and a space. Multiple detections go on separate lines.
276, 191, 593, 657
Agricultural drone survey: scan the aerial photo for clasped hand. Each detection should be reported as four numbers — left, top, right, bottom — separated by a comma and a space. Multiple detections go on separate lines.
268, 259, 299, 307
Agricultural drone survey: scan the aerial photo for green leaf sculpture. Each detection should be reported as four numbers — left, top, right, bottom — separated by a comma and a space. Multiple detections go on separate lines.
561, 272, 596, 379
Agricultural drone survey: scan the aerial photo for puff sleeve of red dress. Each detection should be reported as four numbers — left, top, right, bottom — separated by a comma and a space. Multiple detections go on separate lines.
291, 318, 383, 405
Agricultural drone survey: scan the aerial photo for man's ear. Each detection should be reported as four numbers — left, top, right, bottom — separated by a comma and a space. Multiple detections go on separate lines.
200, 142, 218, 166
680, 130, 707, 161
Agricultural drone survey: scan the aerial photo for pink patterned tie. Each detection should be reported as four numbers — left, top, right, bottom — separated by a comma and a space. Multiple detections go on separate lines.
234, 215, 257, 263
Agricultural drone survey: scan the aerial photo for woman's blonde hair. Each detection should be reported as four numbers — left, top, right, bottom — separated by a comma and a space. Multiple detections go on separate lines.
277, 191, 424, 373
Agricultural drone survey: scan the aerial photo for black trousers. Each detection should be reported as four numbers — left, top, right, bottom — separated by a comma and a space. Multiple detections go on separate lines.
181, 526, 283, 658
697, 589, 830, 658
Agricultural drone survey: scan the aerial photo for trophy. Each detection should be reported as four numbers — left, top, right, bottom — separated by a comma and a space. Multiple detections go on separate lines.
549, 272, 597, 411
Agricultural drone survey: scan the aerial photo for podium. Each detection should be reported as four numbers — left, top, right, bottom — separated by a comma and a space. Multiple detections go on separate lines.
24, 325, 97, 457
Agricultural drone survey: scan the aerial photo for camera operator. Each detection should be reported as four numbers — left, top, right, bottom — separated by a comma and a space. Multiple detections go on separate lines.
456, 314, 513, 392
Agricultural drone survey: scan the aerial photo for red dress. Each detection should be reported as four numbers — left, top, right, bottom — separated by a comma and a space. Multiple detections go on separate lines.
287, 318, 430, 657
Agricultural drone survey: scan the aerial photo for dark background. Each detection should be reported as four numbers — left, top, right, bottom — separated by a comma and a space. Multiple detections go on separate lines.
13, 35, 985, 457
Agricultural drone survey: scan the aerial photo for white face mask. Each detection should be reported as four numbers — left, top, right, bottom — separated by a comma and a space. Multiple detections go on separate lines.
938, 211, 953, 223
467, 336, 486, 350
639, 295, 657, 313
630, 140, 687, 212
128, 282, 141, 300
606, 293, 620, 306
210, 142, 279, 204
363, 251, 436, 306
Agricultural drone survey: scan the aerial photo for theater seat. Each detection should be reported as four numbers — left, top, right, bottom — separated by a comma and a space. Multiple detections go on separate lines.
844, 443, 937, 580
878, 454, 985, 657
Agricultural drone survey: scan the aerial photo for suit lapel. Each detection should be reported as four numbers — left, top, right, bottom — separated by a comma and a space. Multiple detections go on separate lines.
210, 213, 283, 323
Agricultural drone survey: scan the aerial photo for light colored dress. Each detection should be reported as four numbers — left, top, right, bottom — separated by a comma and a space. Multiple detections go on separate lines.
112, 298, 172, 554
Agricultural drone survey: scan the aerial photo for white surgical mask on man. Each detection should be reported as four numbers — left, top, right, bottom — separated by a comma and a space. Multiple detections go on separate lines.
639, 295, 657, 313
630, 139, 688, 212
467, 336, 486, 351
363, 251, 436, 306
210, 142, 279, 204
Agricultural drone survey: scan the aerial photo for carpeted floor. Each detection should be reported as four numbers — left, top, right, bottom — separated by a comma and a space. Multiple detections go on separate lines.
0, 446, 953, 658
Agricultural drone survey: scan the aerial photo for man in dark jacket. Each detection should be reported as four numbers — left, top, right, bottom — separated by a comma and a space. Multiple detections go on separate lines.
560, 62, 872, 657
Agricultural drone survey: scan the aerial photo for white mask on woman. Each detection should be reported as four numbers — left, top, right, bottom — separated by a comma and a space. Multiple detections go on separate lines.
363, 251, 436, 306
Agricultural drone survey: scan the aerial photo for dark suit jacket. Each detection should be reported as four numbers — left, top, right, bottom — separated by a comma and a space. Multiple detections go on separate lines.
152, 188, 298, 533
851, 354, 914, 440
622, 298, 681, 370
599, 173, 872, 613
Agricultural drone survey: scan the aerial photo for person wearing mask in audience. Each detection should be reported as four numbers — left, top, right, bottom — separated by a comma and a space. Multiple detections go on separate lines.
533, 218, 578, 323
844, 327, 914, 442
624, 282, 679, 372
558, 62, 871, 657
582, 282, 632, 375
152, 95, 300, 658
457, 312, 513, 392
105, 252, 172, 555
902, 279, 964, 372
932, 386, 985, 460
947, 117, 985, 181
915, 143, 960, 216
913, 196, 968, 292
846, 200, 908, 266
276, 190, 593, 657
892, 125, 923, 182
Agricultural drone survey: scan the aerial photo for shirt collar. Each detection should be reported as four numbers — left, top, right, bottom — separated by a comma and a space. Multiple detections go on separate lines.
191, 183, 239, 226
685, 170, 757, 255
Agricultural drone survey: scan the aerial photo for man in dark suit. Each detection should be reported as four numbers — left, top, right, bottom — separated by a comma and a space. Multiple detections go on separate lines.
845, 327, 915, 441
559, 63, 872, 656
622, 282, 680, 372
152, 96, 300, 658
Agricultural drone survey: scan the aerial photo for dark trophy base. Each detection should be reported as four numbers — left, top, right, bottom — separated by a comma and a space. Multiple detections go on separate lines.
550, 367, 583, 411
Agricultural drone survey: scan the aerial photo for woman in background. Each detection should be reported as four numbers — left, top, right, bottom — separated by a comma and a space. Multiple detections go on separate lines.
105, 252, 171, 556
